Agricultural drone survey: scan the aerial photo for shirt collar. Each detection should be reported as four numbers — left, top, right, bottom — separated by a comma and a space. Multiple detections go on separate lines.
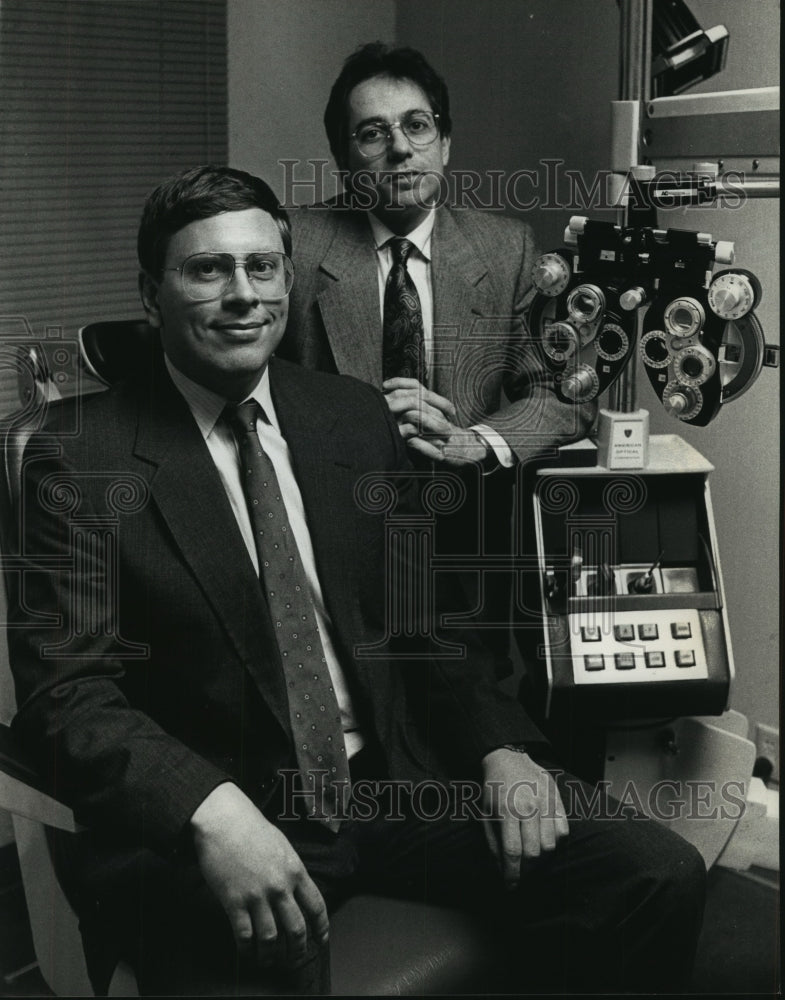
368, 210, 435, 262
165, 355, 279, 438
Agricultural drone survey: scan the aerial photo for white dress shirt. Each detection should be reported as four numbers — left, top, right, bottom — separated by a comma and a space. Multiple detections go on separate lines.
165, 357, 365, 759
368, 211, 513, 468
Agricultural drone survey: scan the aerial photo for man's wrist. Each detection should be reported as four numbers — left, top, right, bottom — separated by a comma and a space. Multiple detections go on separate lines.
190, 780, 242, 836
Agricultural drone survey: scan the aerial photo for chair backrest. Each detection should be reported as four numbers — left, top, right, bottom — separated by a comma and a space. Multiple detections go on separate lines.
1, 340, 65, 733
79, 319, 158, 386
0, 343, 63, 558
1, 319, 154, 567
0, 335, 139, 996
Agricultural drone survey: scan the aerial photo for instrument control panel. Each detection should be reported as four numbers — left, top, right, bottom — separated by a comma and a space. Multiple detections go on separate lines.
527, 441, 733, 721
569, 609, 708, 685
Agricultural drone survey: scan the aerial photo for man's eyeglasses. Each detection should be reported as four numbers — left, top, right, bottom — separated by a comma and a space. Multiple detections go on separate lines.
351, 111, 441, 159
163, 251, 294, 301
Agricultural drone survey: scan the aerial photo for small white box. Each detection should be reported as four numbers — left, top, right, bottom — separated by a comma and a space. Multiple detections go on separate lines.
596, 408, 649, 469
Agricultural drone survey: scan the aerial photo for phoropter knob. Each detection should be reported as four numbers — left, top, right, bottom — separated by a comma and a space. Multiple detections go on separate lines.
662, 381, 702, 420
620, 286, 647, 311
708, 270, 759, 321
561, 365, 600, 402
667, 392, 689, 414
532, 253, 571, 297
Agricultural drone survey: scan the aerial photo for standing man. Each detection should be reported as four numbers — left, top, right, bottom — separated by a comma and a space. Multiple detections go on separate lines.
9, 166, 705, 997
281, 42, 594, 675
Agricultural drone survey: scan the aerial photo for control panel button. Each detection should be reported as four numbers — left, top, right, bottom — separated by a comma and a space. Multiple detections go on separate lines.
638, 623, 659, 640
675, 649, 696, 667
614, 624, 635, 641
584, 655, 605, 671
581, 626, 602, 642
615, 652, 635, 670
671, 621, 692, 639
645, 651, 666, 668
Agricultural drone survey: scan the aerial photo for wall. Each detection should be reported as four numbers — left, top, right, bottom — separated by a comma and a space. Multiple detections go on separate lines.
228, 0, 396, 201
399, 0, 620, 248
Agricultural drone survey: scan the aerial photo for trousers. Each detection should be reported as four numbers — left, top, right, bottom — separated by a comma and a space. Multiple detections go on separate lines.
58, 749, 706, 996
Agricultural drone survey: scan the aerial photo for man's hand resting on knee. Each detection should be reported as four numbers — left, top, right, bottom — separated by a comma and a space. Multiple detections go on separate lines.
190, 782, 329, 969
481, 748, 570, 890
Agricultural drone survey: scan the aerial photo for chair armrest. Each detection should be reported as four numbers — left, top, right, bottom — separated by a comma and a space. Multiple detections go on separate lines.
0, 723, 79, 832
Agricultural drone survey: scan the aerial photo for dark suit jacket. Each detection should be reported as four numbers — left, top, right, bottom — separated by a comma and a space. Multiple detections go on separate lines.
8, 354, 541, 856
280, 204, 595, 464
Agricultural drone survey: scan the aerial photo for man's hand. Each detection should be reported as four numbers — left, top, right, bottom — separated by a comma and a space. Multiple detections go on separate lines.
481, 748, 569, 890
382, 377, 488, 466
190, 782, 329, 969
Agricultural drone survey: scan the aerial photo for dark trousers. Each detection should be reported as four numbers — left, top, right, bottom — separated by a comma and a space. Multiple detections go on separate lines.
427, 461, 519, 678
60, 752, 706, 996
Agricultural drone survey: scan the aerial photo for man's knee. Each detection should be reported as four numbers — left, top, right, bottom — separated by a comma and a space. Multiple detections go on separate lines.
607, 817, 707, 936
648, 826, 707, 910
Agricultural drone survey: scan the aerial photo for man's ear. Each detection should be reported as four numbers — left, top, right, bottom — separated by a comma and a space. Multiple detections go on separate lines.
139, 271, 163, 329
441, 134, 451, 168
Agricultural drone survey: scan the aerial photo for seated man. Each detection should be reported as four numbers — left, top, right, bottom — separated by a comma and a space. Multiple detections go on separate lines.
9, 165, 705, 996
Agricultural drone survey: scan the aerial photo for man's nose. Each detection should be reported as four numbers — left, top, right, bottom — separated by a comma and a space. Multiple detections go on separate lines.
387, 123, 413, 158
223, 264, 260, 304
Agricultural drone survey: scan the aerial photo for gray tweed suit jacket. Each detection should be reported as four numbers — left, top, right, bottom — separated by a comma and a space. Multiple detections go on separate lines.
280, 203, 595, 464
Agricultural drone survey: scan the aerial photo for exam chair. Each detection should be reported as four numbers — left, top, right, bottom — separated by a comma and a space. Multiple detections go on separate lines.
0, 327, 508, 996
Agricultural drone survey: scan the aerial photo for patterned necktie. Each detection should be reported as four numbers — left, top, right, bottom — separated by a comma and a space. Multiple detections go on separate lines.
224, 400, 349, 831
382, 237, 428, 385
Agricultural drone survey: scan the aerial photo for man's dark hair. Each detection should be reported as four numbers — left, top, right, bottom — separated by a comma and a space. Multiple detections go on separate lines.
324, 42, 452, 166
138, 164, 291, 278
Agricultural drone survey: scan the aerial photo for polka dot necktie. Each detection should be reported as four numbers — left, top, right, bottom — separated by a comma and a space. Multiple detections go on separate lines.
224, 401, 349, 831
382, 237, 428, 385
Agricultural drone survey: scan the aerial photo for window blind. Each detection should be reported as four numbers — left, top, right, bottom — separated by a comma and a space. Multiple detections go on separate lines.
0, 0, 227, 399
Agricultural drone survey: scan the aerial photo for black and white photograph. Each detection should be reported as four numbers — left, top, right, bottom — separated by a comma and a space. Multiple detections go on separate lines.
0, 1, 779, 996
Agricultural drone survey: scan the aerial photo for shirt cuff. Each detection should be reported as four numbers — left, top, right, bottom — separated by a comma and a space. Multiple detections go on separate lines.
471, 425, 514, 471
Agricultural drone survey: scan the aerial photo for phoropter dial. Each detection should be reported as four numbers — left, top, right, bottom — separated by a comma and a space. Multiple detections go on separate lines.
672, 344, 716, 387
595, 322, 629, 362
662, 381, 703, 420
640, 330, 671, 368
532, 253, 571, 297
708, 269, 761, 321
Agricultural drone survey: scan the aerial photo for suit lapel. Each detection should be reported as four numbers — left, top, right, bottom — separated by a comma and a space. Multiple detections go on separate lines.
132, 359, 292, 735
430, 208, 497, 398
316, 211, 382, 387
312, 208, 499, 398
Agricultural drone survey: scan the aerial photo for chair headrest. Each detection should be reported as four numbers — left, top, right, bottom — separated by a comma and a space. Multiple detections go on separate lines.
79, 320, 159, 386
